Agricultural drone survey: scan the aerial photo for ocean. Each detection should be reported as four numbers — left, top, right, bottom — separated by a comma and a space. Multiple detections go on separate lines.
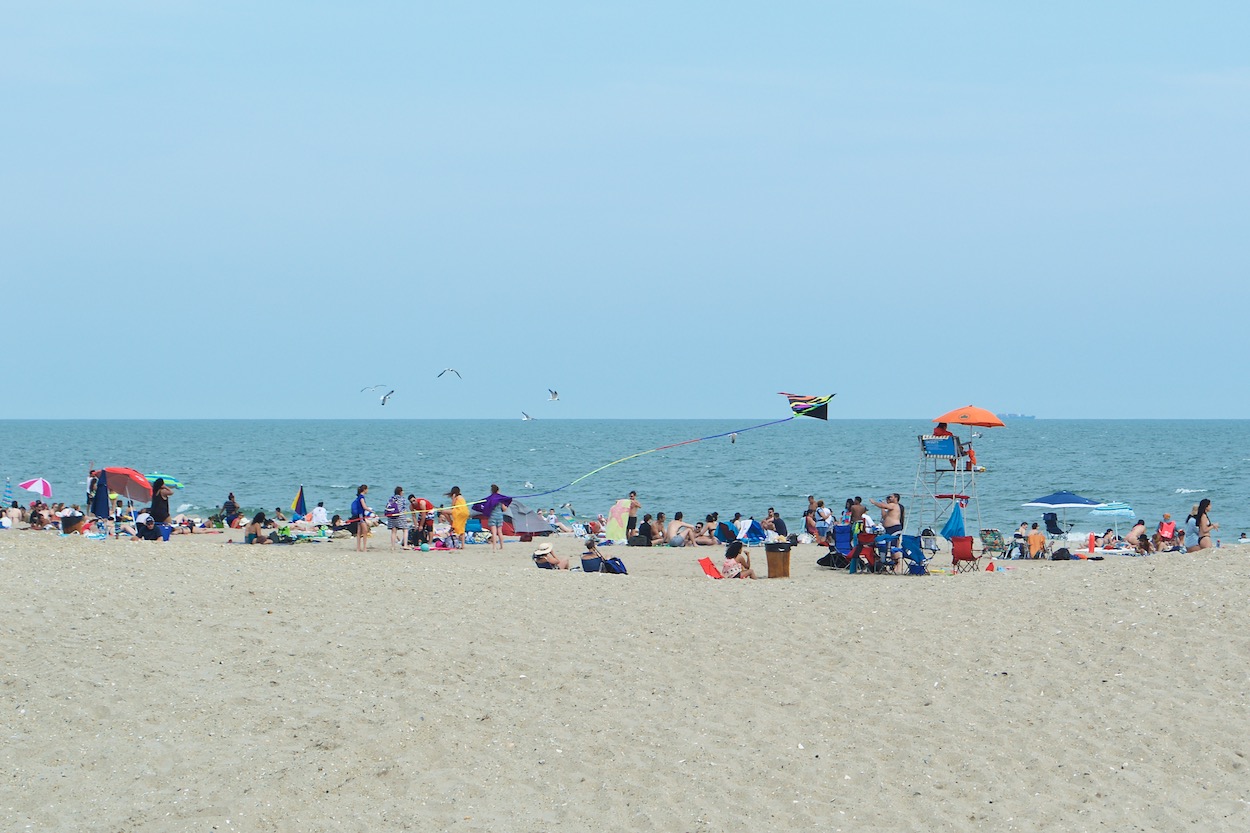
2, 419, 1246, 540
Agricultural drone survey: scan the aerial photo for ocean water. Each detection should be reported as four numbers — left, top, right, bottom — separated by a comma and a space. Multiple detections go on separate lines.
2, 419, 1246, 539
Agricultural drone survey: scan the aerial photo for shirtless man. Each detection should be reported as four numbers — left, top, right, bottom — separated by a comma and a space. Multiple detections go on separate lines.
870, 494, 903, 535
666, 512, 697, 547
651, 512, 667, 545
626, 491, 641, 538
848, 497, 867, 530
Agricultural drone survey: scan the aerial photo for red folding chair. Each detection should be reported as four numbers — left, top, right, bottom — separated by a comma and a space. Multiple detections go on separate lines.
951, 535, 980, 573
697, 557, 724, 579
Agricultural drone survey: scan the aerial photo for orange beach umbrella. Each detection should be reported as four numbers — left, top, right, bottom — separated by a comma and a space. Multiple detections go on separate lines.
932, 405, 1005, 429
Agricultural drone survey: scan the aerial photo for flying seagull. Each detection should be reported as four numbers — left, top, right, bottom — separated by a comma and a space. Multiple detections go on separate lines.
521, 411, 534, 421
437, 368, 461, 379
548, 389, 559, 401
361, 384, 386, 393
380, 390, 394, 406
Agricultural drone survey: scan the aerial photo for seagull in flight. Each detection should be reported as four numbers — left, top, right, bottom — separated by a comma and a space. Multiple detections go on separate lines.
361, 384, 386, 393
548, 389, 559, 401
379, 390, 394, 405
521, 411, 534, 421
438, 368, 461, 379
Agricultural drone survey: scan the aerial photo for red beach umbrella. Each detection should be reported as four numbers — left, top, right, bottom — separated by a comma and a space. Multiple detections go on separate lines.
101, 467, 154, 503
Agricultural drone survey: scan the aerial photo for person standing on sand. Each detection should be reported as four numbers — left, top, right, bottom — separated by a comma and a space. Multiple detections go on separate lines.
848, 497, 867, 532
870, 494, 903, 535
626, 491, 641, 539
443, 486, 469, 549
385, 486, 410, 550
351, 485, 372, 552
475, 485, 512, 553
1193, 498, 1219, 551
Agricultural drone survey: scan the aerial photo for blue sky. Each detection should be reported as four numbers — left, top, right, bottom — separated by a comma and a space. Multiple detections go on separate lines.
3, 1, 1247, 419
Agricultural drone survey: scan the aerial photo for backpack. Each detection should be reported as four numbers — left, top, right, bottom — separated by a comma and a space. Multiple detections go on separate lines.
1052, 547, 1072, 561
601, 556, 628, 575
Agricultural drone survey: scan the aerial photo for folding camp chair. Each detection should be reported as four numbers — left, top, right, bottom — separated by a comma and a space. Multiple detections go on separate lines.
951, 535, 980, 573
697, 556, 724, 579
850, 532, 879, 574
979, 529, 1007, 560
1043, 512, 1072, 541
831, 524, 854, 556
580, 555, 604, 573
900, 534, 929, 575
874, 533, 902, 574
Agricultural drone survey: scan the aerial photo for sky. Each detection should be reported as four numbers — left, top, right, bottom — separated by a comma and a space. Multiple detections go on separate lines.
3, 1, 1247, 419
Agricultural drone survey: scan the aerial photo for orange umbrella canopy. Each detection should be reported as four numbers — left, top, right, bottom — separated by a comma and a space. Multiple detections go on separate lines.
932, 405, 1005, 428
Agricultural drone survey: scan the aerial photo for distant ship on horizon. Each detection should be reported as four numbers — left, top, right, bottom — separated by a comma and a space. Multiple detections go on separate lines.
996, 412, 1036, 419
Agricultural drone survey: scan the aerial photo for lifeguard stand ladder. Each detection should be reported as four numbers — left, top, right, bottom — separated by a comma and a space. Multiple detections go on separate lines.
911, 434, 982, 536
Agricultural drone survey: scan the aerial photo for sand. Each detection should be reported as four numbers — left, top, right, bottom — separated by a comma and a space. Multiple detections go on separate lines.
3, 530, 1248, 832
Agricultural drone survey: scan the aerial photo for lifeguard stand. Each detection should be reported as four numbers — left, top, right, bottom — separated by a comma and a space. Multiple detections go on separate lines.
911, 434, 982, 535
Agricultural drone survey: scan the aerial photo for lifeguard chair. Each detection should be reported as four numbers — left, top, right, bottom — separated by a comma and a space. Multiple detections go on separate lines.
911, 434, 982, 537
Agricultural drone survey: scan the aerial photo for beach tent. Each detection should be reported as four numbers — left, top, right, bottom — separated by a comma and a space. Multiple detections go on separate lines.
503, 500, 553, 535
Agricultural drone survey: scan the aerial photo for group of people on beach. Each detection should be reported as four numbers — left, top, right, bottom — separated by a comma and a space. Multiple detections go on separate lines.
1094, 498, 1223, 554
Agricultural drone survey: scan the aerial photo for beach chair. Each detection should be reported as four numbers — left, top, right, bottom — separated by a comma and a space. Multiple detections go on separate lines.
580, 555, 604, 573
900, 534, 929, 575
831, 524, 854, 556
697, 556, 724, 579
979, 529, 1007, 560
1043, 512, 1071, 541
740, 520, 766, 546
874, 533, 902, 574
850, 532, 879, 574
534, 557, 557, 570
951, 535, 980, 573
714, 522, 737, 544
919, 529, 940, 555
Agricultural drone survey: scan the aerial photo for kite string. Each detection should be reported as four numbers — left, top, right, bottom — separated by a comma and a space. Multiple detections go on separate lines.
365, 415, 797, 521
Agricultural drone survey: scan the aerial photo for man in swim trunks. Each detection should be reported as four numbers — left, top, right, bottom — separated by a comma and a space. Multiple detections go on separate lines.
666, 512, 697, 547
626, 491, 641, 538
870, 494, 903, 535
848, 497, 867, 531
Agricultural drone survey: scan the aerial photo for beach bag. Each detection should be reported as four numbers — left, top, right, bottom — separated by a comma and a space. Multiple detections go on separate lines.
601, 556, 628, 575
1052, 548, 1072, 561
627, 534, 650, 547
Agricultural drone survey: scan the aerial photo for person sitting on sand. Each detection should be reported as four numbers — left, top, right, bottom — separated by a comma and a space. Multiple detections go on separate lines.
666, 512, 697, 547
245, 512, 272, 544
1152, 514, 1178, 551
134, 513, 162, 542
720, 540, 758, 579
651, 512, 667, 545
1099, 528, 1117, 549
1028, 523, 1047, 559
693, 521, 718, 546
532, 542, 568, 570
1126, 520, 1154, 554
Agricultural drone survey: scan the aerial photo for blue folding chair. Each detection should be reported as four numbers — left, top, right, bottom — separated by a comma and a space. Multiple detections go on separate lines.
901, 534, 930, 575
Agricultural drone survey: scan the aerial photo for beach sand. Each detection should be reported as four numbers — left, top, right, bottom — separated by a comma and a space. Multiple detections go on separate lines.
3, 530, 1248, 832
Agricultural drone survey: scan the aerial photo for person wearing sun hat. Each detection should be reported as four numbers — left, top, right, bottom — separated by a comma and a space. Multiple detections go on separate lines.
532, 542, 568, 570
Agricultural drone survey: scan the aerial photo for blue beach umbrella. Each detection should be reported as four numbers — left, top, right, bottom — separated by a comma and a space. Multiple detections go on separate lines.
146, 473, 185, 490
1023, 490, 1103, 530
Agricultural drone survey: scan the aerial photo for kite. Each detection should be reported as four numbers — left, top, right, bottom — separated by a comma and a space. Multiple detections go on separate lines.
779, 392, 834, 421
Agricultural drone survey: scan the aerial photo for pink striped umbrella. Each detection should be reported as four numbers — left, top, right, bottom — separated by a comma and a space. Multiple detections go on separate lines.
19, 478, 53, 499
